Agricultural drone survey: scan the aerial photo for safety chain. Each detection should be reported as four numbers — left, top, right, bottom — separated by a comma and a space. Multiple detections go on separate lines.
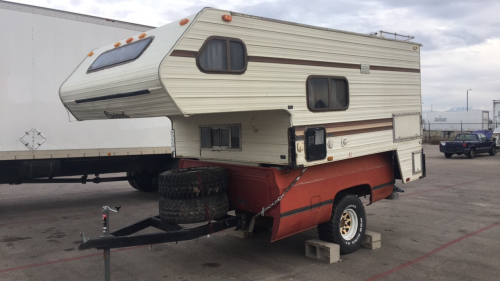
249, 168, 307, 232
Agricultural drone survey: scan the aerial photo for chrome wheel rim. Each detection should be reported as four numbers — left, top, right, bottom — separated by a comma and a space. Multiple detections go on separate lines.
340, 208, 358, 240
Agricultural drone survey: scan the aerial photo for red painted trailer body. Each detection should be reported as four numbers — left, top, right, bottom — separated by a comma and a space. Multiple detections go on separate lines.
180, 151, 394, 241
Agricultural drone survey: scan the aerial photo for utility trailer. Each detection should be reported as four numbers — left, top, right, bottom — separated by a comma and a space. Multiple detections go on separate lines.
62, 7, 426, 275
0, 1, 176, 189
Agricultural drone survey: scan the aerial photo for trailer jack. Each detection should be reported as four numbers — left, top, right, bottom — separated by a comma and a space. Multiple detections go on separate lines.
79, 206, 246, 281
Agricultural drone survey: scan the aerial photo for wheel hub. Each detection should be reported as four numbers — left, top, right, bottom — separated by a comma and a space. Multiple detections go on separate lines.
340, 208, 358, 240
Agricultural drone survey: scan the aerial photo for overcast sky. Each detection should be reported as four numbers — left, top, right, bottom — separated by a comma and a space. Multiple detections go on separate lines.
9, 0, 500, 112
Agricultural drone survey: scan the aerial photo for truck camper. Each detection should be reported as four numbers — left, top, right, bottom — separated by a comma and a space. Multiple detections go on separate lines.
67, 8, 425, 255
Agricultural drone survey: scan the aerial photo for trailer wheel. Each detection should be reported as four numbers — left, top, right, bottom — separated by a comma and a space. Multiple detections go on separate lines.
127, 171, 158, 192
444, 153, 452, 158
318, 193, 366, 255
489, 147, 496, 156
467, 148, 475, 159
159, 193, 229, 224
158, 167, 228, 199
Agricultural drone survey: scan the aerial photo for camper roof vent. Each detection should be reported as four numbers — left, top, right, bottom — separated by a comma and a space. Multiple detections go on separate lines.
369, 30, 414, 41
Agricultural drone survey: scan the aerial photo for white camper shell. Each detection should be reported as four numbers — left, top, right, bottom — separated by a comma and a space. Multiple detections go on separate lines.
60, 8, 424, 183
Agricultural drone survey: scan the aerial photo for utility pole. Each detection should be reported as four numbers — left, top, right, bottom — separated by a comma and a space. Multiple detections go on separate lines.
467, 89, 471, 111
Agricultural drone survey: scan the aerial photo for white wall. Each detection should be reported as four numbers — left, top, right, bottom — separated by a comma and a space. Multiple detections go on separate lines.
0, 5, 171, 155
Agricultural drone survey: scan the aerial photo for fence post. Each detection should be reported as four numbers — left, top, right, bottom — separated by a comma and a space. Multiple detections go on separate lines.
461, 121, 462, 133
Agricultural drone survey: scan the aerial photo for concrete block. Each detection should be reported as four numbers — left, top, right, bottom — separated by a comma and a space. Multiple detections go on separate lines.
362, 240, 381, 250
362, 231, 381, 250
386, 192, 399, 200
363, 230, 381, 243
225, 228, 253, 239
305, 239, 340, 264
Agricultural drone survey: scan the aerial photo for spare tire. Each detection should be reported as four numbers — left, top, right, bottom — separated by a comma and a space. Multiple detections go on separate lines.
158, 167, 228, 199
159, 193, 229, 224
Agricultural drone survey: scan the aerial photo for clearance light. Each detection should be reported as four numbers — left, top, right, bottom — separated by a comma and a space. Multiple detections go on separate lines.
114, 42, 121, 48
179, 18, 189, 26
138, 33, 146, 39
126, 37, 133, 43
107, 152, 112, 156
222, 15, 232, 22
88, 51, 94, 57
327, 156, 333, 161
406, 178, 410, 182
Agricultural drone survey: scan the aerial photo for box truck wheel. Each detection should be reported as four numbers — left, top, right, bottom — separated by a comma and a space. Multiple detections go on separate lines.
127, 171, 158, 192
158, 167, 228, 199
159, 193, 229, 224
318, 193, 366, 255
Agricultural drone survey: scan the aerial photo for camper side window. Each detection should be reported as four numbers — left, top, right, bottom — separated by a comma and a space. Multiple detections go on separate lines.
197, 37, 247, 74
307, 76, 349, 111
200, 125, 241, 150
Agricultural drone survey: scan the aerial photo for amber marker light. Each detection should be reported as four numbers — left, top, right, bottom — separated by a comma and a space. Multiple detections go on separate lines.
138, 33, 146, 39
222, 15, 232, 22
114, 42, 121, 48
327, 156, 333, 161
126, 37, 133, 43
88, 51, 94, 57
107, 152, 112, 156
179, 18, 189, 26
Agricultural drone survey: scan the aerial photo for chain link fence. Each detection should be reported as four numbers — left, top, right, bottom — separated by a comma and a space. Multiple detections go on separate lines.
423, 122, 496, 143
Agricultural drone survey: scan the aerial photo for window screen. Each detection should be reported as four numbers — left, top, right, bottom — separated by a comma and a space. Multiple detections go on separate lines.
307, 76, 349, 111
200, 125, 241, 150
88, 37, 153, 73
197, 37, 247, 73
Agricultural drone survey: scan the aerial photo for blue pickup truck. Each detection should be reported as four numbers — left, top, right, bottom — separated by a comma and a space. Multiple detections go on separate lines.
439, 133, 497, 159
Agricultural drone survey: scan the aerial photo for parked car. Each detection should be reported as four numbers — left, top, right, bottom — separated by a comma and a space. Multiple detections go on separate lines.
439, 133, 496, 158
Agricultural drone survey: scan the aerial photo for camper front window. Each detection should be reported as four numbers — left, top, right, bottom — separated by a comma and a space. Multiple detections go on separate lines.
200, 125, 241, 150
87, 37, 154, 73
307, 76, 349, 111
197, 36, 247, 74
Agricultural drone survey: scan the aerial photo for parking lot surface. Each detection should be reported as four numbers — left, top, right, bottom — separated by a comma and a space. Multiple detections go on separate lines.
1, 144, 499, 280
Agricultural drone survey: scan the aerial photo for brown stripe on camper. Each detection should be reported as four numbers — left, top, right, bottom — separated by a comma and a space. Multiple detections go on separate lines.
170, 50, 420, 73
295, 118, 393, 137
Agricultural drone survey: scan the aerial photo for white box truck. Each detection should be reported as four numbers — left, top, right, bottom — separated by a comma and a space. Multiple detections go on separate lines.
0, 1, 175, 189
425, 110, 489, 132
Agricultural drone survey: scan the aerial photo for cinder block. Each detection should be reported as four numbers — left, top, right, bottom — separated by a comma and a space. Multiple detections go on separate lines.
386, 192, 399, 200
362, 240, 381, 250
305, 239, 340, 264
225, 228, 253, 239
363, 230, 381, 243
362, 231, 381, 250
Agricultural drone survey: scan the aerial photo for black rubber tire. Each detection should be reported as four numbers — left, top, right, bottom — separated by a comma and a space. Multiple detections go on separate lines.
158, 167, 228, 199
318, 193, 366, 255
127, 171, 158, 192
159, 193, 229, 224
444, 153, 452, 158
489, 147, 496, 156
467, 149, 475, 159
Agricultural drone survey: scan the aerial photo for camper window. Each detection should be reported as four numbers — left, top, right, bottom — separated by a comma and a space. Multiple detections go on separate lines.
197, 37, 247, 74
87, 37, 154, 73
200, 125, 241, 150
307, 76, 349, 111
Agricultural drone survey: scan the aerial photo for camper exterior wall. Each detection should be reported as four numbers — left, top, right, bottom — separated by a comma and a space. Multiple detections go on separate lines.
0, 2, 171, 160
171, 110, 290, 165
162, 9, 422, 182
59, 14, 197, 120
